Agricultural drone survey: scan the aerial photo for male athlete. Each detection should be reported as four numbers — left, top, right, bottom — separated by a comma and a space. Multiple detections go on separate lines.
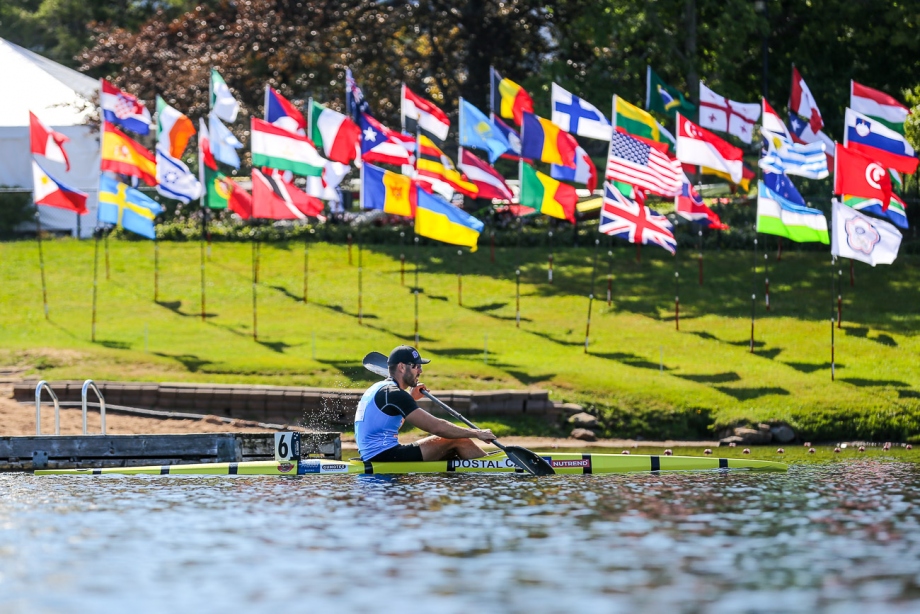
355, 345, 495, 462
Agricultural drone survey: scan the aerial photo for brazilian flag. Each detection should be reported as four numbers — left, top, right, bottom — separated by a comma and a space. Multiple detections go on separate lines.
645, 66, 696, 116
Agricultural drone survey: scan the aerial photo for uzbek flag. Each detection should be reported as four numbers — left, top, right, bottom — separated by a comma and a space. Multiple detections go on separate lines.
520, 163, 577, 223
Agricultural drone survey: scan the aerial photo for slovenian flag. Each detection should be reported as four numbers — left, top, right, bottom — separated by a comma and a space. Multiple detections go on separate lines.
843, 108, 918, 175
31, 160, 87, 214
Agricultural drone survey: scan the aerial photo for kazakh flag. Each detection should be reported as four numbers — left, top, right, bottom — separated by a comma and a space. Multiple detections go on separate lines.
98, 174, 163, 240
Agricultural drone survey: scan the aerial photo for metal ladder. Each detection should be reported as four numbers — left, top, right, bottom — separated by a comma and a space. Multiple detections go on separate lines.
82, 380, 106, 435
34, 380, 107, 435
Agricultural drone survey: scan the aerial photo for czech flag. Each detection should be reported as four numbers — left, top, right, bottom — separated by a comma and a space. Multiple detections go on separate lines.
31, 160, 87, 214
265, 86, 307, 135
490, 67, 534, 125
521, 112, 578, 168
362, 163, 417, 218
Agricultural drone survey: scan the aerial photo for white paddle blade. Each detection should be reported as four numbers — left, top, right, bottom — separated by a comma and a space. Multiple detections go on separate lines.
362, 352, 389, 377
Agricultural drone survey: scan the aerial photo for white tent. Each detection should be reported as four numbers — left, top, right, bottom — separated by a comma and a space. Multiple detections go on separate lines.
0, 37, 100, 237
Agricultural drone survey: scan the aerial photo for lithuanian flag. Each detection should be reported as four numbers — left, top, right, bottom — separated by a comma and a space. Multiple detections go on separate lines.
520, 163, 577, 223
101, 121, 157, 186
415, 188, 484, 250
613, 96, 676, 153
490, 67, 534, 125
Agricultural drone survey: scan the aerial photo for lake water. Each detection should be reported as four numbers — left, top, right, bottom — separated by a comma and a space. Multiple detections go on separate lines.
2, 458, 919, 613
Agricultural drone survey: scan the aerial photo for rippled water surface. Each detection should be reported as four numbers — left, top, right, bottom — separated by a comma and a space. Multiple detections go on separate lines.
2, 460, 919, 613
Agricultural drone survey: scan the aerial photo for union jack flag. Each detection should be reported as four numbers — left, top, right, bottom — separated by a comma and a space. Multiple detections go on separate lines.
346, 68, 372, 121
600, 182, 676, 254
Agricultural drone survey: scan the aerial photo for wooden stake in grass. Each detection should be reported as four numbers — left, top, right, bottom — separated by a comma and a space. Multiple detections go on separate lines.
400, 231, 405, 286
606, 250, 613, 307
199, 210, 206, 322
104, 231, 110, 280
154, 240, 159, 303
35, 212, 49, 320
92, 233, 100, 342
414, 235, 420, 346
849, 258, 855, 287
251, 240, 258, 341
515, 268, 521, 328
347, 232, 353, 265
750, 236, 757, 353
837, 267, 843, 329
547, 230, 554, 283
674, 269, 680, 331
584, 239, 600, 353
764, 252, 770, 311
457, 249, 463, 306
303, 237, 309, 303
698, 229, 704, 286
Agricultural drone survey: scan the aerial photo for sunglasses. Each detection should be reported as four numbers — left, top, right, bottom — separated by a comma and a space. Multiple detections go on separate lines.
404, 363, 422, 370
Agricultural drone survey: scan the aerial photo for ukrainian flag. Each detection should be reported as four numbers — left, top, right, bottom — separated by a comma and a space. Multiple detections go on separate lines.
98, 174, 163, 240
362, 163, 416, 217
415, 189, 484, 251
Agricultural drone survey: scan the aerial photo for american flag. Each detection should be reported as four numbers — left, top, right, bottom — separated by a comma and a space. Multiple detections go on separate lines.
605, 131, 682, 197
600, 182, 676, 254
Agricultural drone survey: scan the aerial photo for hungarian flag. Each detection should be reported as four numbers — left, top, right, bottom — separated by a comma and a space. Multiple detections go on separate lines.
29, 111, 70, 171
31, 160, 87, 214
251, 168, 323, 219
676, 113, 743, 184
156, 96, 195, 159
401, 84, 450, 141
203, 167, 252, 217
850, 80, 911, 135
520, 163, 577, 223
251, 117, 326, 177
834, 143, 893, 207
459, 148, 513, 201
265, 86, 307, 135
310, 101, 360, 165
101, 121, 157, 186
490, 67, 534, 125
790, 66, 824, 133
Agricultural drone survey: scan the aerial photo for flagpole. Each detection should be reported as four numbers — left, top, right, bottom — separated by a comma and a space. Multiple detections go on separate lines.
400, 230, 405, 286
830, 256, 836, 381
764, 252, 770, 311
750, 232, 757, 353
517, 114, 525, 328
457, 249, 463, 306
104, 230, 110, 280
607, 248, 613, 307
92, 231, 100, 342
547, 229, 554, 283
154, 239, 159, 303
358, 228, 363, 325
584, 238, 600, 353
837, 265, 843, 329
252, 239, 258, 341
414, 234, 420, 346
675, 250, 680, 331
198, 119, 207, 323
35, 210, 49, 320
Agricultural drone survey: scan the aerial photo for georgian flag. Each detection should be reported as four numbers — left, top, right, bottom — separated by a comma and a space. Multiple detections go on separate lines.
698, 82, 760, 144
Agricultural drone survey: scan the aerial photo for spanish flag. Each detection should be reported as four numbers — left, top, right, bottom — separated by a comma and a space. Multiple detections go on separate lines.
416, 135, 478, 198
415, 187, 484, 251
521, 112, 578, 168
520, 163, 577, 223
362, 163, 417, 218
490, 67, 534, 125
101, 121, 157, 186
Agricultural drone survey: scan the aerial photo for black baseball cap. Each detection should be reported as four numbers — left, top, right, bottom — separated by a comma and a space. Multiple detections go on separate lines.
387, 345, 430, 366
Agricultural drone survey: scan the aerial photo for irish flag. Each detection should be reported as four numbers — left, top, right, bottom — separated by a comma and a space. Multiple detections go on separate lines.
156, 96, 195, 159
251, 118, 326, 176
520, 163, 577, 223
310, 101, 360, 165
851, 81, 910, 135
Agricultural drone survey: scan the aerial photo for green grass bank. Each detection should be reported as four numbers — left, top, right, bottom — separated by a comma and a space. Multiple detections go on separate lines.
1, 236, 919, 442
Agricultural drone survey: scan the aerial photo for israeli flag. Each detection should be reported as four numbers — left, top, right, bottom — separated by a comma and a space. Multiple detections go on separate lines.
551, 83, 612, 141
208, 113, 243, 169
759, 127, 828, 179
156, 148, 203, 204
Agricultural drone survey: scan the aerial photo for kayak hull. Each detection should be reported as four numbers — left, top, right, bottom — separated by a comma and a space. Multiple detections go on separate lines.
35, 453, 787, 476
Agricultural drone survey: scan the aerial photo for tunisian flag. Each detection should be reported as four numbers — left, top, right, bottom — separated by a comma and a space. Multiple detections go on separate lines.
30, 112, 71, 171
834, 143, 893, 208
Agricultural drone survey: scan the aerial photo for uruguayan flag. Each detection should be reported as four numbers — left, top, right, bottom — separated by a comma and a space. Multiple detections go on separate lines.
156, 148, 202, 203
551, 83, 612, 141
759, 128, 829, 179
208, 113, 243, 169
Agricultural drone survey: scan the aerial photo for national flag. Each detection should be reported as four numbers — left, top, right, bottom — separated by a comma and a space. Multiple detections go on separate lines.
101, 122, 157, 186
599, 182, 676, 254
31, 160, 87, 214
100, 79, 152, 135
520, 163, 577, 223
203, 167, 252, 217
251, 117, 326, 177
701, 163, 756, 192
843, 108, 918, 175
761, 98, 791, 141
551, 146, 598, 192
831, 199, 902, 266
358, 112, 414, 166
490, 67, 534, 125
362, 163, 417, 217
675, 179, 728, 230
208, 114, 243, 169
790, 66, 824, 133
155, 148, 202, 204
788, 111, 835, 166
676, 113, 743, 184
842, 194, 908, 230
345, 67, 372, 120
551, 83, 612, 140
265, 87, 307, 135
492, 114, 522, 160
98, 174, 163, 239
645, 66, 696, 115
459, 149, 513, 201
251, 168, 323, 219
155, 96, 195, 159
759, 128, 829, 179
306, 161, 350, 202
310, 101, 360, 165
415, 186, 484, 250
607, 130, 683, 196
834, 143, 893, 206
29, 112, 70, 171
850, 81, 911, 135
763, 171, 806, 206
458, 99, 510, 163
401, 84, 450, 141
198, 119, 217, 171
210, 69, 239, 123
416, 135, 478, 197
613, 96, 675, 151
698, 82, 760, 143
757, 181, 828, 244
521, 112, 578, 168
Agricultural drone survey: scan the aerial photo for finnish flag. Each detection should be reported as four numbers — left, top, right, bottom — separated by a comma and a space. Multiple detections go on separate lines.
551, 83, 612, 141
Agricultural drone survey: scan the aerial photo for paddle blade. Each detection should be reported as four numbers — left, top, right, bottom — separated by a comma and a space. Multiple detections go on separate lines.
362, 352, 389, 377
504, 446, 555, 476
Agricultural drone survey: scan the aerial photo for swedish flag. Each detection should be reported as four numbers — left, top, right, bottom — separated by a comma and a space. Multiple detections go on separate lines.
98, 174, 163, 240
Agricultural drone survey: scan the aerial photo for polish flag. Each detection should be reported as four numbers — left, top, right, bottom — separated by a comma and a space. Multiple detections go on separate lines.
29, 112, 70, 171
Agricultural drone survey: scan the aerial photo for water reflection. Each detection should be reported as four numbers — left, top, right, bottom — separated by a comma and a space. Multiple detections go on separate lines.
1, 460, 918, 613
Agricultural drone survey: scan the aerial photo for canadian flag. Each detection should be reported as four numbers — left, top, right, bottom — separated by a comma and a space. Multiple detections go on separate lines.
29, 112, 70, 171
790, 66, 824, 133
834, 143, 892, 208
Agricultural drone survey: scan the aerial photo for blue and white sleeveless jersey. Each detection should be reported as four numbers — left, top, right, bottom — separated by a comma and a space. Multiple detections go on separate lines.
354, 379, 419, 460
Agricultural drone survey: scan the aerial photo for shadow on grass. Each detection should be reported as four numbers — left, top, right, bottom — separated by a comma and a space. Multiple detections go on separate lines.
505, 369, 556, 384
269, 285, 305, 303
357, 321, 438, 344
714, 386, 790, 400
783, 361, 841, 373
591, 352, 671, 371
256, 339, 299, 354
428, 295, 449, 302
312, 302, 379, 320
528, 330, 581, 346
156, 300, 218, 319
677, 372, 741, 384
316, 359, 379, 383
154, 352, 214, 372
468, 302, 508, 312
898, 390, 920, 399
839, 378, 910, 388
95, 340, 131, 350
430, 347, 486, 358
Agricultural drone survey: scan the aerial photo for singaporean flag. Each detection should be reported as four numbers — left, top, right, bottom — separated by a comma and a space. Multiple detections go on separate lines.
675, 113, 743, 184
